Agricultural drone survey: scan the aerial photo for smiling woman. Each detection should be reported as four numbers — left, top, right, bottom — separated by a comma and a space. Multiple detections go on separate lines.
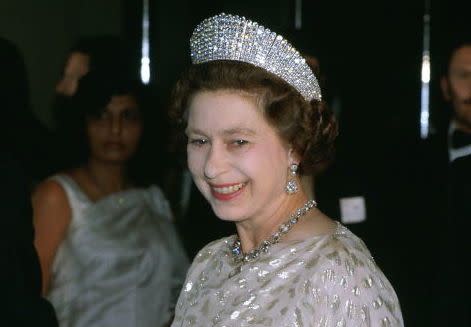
186, 90, 293, 222
169, 13, 404, 327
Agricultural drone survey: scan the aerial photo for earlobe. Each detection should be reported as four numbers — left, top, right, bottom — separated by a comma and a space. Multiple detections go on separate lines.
440, 76, 451, 100
287, 148, 300, 166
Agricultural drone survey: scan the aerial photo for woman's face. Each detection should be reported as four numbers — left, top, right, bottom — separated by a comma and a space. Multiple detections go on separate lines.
86, 95, 142, 164
186, 90, 292, 222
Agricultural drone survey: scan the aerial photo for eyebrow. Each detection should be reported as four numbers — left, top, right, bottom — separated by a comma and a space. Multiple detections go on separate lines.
222, 127, 256, 136
185, 127, 257, 136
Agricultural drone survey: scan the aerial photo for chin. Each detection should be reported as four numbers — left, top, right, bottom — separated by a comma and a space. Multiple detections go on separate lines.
97, 156, 129, 165
209, 202, 248, 223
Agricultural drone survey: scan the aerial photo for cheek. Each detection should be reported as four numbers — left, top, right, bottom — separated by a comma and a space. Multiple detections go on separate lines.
124, 125, 143, 144
451, 80, 471, 99
187, 147, 205, 175
86, 125, 105, 145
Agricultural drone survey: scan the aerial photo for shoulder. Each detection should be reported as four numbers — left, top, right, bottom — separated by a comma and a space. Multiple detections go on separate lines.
182, 236, 232, 282
143, 184, 175, 220
32, 176, 70, 209
146, 184, 167, 201
308, 224, 384, 282
304, 225, 403, 325
188, 236, 233, 267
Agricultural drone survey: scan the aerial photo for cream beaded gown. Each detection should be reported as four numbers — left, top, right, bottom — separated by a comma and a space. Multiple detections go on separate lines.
171, 222, 403, 327
47, 174, 189, 327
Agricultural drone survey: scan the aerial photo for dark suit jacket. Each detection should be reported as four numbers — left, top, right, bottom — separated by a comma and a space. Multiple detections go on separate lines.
1, 153, 58, 326
417, 131, 470, 325
442, 155, 470, 325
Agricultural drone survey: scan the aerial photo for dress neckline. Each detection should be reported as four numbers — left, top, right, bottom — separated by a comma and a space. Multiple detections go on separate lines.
58, 173, 141, 205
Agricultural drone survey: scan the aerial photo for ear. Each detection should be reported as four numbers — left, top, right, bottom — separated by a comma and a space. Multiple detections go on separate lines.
288, 148, 301, 165
440, 76, 451, 101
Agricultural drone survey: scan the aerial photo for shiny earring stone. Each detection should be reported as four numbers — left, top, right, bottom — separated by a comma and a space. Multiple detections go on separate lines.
285, 164, 299, 194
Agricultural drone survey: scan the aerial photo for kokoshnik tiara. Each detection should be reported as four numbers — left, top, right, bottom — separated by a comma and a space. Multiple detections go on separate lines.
190, 13, 322, 102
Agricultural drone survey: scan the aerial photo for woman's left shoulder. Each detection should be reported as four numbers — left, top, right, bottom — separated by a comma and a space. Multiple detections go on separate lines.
312, 223, 381, 278
303, 223, 404, 325
142, 184, 174, 220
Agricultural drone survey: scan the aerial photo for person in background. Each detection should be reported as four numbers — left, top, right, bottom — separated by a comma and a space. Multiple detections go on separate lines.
440, 39, 471, 163
52, 36, 140, 170
169, 13, 403, 326
33, 71, 188, 327
424, 38, 471, 326
1, 37, 58, 327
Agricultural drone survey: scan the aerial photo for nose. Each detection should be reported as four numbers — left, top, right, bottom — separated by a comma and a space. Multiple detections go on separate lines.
203, 144, 228, 180
110, 116, 122, 135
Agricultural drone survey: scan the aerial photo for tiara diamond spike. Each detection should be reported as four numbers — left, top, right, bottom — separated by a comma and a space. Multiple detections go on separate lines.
190, 13, 322, 102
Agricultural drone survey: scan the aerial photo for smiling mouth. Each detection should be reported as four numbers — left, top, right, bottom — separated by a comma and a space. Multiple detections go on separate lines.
212, 182, 245, 194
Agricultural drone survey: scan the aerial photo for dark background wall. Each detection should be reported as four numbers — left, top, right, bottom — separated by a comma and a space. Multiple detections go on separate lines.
1, 0, 467, 136
0, 0, 123, 127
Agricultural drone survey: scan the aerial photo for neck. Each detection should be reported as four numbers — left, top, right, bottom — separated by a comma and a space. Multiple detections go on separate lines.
85, 158, 128, 195
235, 192, 309, 253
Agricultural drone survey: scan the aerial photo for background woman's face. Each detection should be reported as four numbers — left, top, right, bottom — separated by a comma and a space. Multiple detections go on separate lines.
186, 90, 291, 223
86, 94, 142, 164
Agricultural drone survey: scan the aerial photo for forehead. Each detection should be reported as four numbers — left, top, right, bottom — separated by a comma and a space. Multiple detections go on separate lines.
106, 94, 139, 110
187, 90, 267, 131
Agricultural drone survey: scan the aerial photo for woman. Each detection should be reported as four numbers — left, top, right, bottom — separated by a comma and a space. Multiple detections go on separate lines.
33, 72, 188, 327
170, 13, 403, 326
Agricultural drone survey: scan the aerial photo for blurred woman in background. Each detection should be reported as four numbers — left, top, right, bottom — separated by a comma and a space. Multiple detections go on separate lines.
33, 71, 188, 327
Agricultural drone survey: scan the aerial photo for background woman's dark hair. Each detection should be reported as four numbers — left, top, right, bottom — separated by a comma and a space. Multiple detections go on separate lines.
59, 71, 160, 186
169, 60, 338, 175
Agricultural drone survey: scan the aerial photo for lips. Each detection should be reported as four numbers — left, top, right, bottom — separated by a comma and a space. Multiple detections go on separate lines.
104, 142, 124, 149
210, 182, 246, 201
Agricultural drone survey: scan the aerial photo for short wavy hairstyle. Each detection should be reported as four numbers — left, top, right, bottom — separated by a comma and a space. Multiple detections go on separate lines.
169, 60, 338, 175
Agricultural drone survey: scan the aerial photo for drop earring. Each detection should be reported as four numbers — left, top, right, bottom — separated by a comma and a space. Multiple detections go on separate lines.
285, 163, 299, 194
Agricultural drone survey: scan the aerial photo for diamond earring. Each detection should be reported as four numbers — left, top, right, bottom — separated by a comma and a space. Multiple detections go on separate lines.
285, 163, 299, 194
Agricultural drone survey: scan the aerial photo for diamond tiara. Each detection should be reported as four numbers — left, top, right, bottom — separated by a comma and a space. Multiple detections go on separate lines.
190, 13, 322, 102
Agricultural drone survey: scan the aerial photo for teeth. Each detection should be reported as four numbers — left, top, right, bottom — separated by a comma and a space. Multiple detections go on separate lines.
213, 183, 245, 194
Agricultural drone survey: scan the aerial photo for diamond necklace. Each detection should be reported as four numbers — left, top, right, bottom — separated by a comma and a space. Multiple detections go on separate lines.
230, 199, 317, 264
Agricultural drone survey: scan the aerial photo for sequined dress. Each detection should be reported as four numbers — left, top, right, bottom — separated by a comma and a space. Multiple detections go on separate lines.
47, 174, 189, 327
171, 222, 403, 327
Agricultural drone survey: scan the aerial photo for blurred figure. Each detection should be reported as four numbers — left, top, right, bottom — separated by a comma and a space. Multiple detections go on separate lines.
1, 37, 56, 183
435, 39, 471, 326
412, 38, 471, 326
52, 36, 139, 171
33, 72, 188, 327
1, 37, 58, 327
440, 40, 471, 162
54, 35, 136, 98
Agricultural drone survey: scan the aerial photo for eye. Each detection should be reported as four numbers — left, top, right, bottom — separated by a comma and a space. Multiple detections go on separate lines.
122, 108, 141, 121
228, 139, 249, 149
233, 139, 248, 146
88, 109, 109, 121
188, 138, 208, 146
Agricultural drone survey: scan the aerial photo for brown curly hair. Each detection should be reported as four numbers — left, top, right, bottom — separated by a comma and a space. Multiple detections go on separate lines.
169, 60, 338, 175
